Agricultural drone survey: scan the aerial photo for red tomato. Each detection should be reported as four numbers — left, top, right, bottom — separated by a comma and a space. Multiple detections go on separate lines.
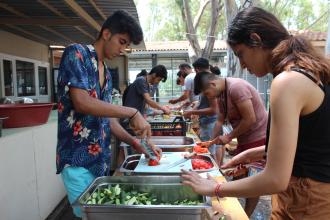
191, 159, 213, 170
148, 159, 159, 166
193, 145, 208, 154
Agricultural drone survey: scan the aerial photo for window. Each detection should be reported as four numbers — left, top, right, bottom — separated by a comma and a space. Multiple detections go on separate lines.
16, 60, 35, 96
38, 66, 48, 95
3, 60, 14, 96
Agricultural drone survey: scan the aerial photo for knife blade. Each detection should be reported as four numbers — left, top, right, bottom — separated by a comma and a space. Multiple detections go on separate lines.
140, 138, 158, 160
163, 152, 197, 170
165, 158, 188, 170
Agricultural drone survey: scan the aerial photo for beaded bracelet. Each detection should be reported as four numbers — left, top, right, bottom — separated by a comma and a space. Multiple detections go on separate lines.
214, 183, 223, 198
128, 110, 139, 122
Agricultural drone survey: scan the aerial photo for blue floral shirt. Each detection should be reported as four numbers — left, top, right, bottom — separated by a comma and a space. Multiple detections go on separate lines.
56, 44, 112, 177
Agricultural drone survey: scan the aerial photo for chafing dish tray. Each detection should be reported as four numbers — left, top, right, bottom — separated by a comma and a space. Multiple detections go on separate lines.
120, 136, 195, 152
74, 176, 210, 220
120, 153, 219, 175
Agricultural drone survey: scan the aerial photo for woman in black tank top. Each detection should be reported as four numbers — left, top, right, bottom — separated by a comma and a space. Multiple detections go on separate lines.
181, 7, 330, 220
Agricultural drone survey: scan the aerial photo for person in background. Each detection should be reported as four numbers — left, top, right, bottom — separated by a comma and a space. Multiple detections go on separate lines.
56, 10, 161, 218
182, 7, 330, 219
123, 64, 170, 115
176, 70, 187, 86
169, 63, 199, 108
182, 58, 220, 163
136, 69, 147, 78
192, 71, 267, 217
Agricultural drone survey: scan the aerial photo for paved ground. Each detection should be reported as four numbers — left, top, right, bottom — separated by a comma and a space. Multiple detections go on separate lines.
223, 151, 272, 220
239, 196, 272, 220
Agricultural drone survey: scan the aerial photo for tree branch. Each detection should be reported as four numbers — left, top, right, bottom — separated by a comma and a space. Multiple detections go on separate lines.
193, 0, 211, 30
202, 0, 223, 58
178, 0, 202, 61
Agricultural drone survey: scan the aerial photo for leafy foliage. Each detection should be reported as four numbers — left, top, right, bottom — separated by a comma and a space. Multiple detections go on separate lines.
260, 0, 329, 32
135, 0, 329, 42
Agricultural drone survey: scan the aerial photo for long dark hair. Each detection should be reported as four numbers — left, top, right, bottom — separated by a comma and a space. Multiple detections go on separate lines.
227, 7, 330, 83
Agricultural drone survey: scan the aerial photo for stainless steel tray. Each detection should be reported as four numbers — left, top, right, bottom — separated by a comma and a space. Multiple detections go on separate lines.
120, 136, 195, 152
120, 153, 219, 175
74, 176, 210, 220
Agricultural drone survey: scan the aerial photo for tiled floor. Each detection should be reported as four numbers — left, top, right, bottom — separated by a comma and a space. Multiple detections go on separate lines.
58, 206, 80, 220
46, 197, 81, 220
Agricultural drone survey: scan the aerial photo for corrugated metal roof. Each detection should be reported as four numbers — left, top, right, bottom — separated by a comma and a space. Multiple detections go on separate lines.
0, 0, 145, 49
133, 40, 228, 52
290, 30, 327, 41
133, 31, 326, 53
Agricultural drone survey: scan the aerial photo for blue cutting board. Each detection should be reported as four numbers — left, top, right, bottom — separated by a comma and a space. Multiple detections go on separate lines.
134, 152, 193, 173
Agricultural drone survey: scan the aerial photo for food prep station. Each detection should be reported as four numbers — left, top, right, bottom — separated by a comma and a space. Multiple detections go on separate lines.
75, 114, 248, 220
74, 176, 211, 220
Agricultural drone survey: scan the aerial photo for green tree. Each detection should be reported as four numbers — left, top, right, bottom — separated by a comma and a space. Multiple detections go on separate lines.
260, 0, 329, 32
135, 0, 226, 62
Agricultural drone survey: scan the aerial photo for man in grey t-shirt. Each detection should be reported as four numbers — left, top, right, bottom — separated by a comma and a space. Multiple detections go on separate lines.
123, 65, 170, 115
169, 63, 199, 106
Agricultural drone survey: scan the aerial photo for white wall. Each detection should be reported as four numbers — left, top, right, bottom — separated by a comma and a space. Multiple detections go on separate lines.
0, 120, 65, 220
0, 30, 49, 62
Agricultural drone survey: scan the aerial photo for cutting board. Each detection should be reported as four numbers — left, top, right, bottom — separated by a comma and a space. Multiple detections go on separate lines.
134, 152, 193, 173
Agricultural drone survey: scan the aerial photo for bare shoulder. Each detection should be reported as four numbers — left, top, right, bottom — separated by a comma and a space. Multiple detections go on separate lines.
271, 70, 316, 97
270, 70, 324, 115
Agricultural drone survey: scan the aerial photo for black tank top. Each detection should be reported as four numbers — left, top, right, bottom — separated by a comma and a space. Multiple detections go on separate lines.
265, 67, 330, 183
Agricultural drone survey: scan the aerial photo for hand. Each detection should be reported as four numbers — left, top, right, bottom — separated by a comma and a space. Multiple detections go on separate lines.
222, 164, 248, 177
132, 139, 162, 159
147, 140, 163, 159
214, 135, 231, 145
161, 106, 171, 115
190, 101, 199, 108
129, 111, 151, 139
196, 141, 212, 148
182, 101, 191, 108
221, 150, 251, 169
181, 169, 219, 196
183, 110, 193, 119
169, 99, 177, 104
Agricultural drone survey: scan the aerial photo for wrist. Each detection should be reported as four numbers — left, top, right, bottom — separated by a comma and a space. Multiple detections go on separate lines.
225, 133, 233, 142
131, 138, 139, 150
214, 183, 223, 198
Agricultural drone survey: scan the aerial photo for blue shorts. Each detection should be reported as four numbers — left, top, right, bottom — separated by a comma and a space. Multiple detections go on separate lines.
61, 166, 96, 218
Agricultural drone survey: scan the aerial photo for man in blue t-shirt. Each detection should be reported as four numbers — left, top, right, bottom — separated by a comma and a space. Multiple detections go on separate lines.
56, 10, 161, 218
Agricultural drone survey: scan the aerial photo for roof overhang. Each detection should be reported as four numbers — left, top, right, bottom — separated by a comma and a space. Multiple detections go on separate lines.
0, 0, 145, 49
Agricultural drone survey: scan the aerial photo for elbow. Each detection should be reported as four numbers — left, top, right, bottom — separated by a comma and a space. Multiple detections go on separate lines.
72, 97, 89, 114
249, 115, 257, 124
245, 116, 256, 127
267, 175, 290, 193
273, 180, 289, 193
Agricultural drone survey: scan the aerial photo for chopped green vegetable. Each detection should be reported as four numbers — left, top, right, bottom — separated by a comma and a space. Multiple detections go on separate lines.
84, 184, 202, 206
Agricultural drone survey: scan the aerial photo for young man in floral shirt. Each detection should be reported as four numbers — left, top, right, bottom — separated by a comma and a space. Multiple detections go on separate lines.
56, 10, 161, 218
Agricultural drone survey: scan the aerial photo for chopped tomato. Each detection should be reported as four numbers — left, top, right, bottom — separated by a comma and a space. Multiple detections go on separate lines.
191, 159, 213, 170
193, 145, 209, 154
148, 159, 160, 166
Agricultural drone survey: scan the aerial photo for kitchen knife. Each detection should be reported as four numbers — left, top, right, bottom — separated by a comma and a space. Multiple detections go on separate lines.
163, 152, 197, 170
140, 138, 158, 160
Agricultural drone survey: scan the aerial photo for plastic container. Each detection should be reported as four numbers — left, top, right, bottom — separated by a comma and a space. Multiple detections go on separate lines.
123, 116, 187, 136
0, 103, 54, 128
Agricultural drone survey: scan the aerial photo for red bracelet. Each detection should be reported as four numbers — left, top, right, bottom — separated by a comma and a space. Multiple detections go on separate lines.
131, 139, 139, 150
214, 183, 223, 198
